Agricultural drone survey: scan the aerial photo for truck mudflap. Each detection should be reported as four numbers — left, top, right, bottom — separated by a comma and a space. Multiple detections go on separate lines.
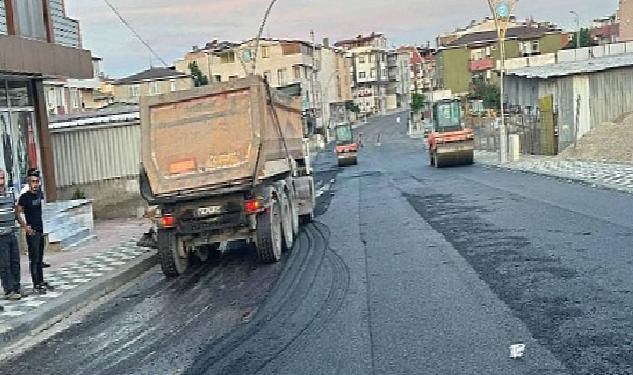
293, 176, 315, 217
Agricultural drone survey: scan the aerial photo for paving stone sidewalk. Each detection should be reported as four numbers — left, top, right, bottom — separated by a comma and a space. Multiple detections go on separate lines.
0, 219, 156, 346
476, 151, 633, 194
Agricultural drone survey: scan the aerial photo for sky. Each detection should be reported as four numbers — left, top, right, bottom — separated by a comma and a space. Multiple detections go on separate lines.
65, 0, 620, 78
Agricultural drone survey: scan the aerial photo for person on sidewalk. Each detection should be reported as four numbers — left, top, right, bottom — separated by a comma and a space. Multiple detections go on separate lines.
17, 171, 53, 294
19, 168, 50, 268
0, 169, 21, 301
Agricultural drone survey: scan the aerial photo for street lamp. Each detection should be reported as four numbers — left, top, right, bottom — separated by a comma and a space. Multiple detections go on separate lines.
487, 0, 518, 164
570, 11, 580, 48
251, 0, 279, 74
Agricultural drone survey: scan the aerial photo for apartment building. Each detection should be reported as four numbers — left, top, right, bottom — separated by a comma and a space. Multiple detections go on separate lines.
48, 0, 81, 48
111, 67, 193, 104
619, 0, 633, 41
175, 38, 352, 134
0, 0, 93, 199
335, 33, 409, 115
436, 19, 568, 95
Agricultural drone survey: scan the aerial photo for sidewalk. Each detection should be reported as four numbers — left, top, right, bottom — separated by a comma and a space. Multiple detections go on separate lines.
476, 150, 633, 194
1, 219, 156, 347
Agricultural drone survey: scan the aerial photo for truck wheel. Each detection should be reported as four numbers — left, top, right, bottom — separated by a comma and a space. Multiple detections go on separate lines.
256, 201, 283, 263
433, 151, 441, 168
158, 230, 189, 277
280, 190, 294, 251
429, 151, 434, 166
289, 193, 300, 236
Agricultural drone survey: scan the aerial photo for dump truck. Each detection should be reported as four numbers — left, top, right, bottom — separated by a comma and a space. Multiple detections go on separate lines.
427, 99, 475, 167
334, 123, 358, 166
139, 76, 316, 277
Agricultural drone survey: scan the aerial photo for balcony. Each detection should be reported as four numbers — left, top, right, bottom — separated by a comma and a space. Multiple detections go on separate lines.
469, 58, 494, 72
0, 35, 93, 78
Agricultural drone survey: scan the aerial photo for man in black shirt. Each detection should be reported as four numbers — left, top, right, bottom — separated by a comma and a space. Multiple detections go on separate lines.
17, 171, 52, 294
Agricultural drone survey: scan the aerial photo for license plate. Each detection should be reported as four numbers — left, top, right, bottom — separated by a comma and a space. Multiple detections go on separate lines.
196, 205, 223, 217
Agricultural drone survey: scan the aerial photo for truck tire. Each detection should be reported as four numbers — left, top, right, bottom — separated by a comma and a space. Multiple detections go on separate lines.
280, 189, 294, 251
158, 230, 189, 277
256, 201, 283, 263
429, 151, 434, 166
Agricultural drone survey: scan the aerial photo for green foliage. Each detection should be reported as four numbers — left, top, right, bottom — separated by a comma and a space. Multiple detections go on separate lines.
469, 83, 500, 109
569, 28, 591, 48
346, 101, 361, 114
188, 61, 209, 87
411, 93, 427, 113
71, 187, 86, 200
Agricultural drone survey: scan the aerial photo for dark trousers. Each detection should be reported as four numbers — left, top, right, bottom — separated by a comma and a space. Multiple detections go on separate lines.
27, 232, 45, 287
0, 234, 20, 294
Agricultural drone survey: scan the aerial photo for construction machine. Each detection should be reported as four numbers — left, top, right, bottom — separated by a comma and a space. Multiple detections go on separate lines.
334, 123, 358, 166
427, 99, 475, 167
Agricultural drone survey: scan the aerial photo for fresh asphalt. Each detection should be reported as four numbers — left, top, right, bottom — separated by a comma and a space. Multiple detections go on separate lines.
2, 114, 633, 374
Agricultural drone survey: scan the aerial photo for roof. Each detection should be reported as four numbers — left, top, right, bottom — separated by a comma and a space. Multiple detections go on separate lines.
115, 67, 188, 85
446, 26, 559, 47
49, 105, 140, 130
506, 53, 633, 79
334, 33, 384, 47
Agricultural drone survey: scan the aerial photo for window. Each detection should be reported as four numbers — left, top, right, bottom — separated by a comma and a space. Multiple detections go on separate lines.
149, 81, 160, 96
370, 68, 376, 79
213, 75, 222, 83
359, 55, 366, 64
70, 88, 79, 109
220, 52, 236, 63
170, 79, 177, 92
531, 40, 540, 53
293, 66, 301, 80
0, 81, 7, 107
282, 43, 300, 55
7, 81, 31, 107
129, 85, 140, 98
261, 46, 270, 58
359, 72, 366, 79
277, 69, 286, 85
13, 0, 47, 41
369, 54, 375, 63
263, 71, 271, 82
228, 75, 238, 81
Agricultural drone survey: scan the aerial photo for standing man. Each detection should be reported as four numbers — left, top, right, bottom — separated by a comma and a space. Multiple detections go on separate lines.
17, 170, 52, 294
0, 169, 21, 302
19, 168, 49, 268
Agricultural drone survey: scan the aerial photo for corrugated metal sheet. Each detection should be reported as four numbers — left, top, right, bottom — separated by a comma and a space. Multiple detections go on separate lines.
507, 53, 633, 78
51, 121, 140, 187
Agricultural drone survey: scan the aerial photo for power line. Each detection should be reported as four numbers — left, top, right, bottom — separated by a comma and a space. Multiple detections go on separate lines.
102, 0, 168, 67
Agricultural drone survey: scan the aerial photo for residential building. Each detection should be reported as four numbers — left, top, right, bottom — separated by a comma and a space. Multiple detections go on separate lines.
44, 57, 112, 115
398, 45, 438, 94
48, 0, 81, 48
590, 15, 619, 45
112, 67, 193, 104
175, 38, 352, 134
619, 0, 633, 41
335, 33, 412, 115
0, 0, 93, 200
437, 17, 519, 47
436, 19, 568, 95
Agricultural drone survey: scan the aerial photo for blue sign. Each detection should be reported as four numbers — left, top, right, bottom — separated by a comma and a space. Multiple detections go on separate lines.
496, 2, 509, 17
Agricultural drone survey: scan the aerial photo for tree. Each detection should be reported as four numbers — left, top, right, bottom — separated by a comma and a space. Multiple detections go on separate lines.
569, 28, 591, 49
410, 93, 427, 113
345, 101, 360, 114
188, 61, 209, 87
469, 83, 500, 109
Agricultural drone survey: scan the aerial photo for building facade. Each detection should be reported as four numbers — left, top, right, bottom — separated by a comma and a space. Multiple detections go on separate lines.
48, 0, 80, 48
0, 0, 93, 200
436, 20, 568, 95
619, 0, 633, 42
112, 67, 193, 104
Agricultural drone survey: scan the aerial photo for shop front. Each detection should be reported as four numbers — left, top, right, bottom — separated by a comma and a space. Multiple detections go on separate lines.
0, 78, 40, 197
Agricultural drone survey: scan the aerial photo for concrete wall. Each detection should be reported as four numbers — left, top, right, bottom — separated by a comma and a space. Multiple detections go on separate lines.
56, 176, 146, 219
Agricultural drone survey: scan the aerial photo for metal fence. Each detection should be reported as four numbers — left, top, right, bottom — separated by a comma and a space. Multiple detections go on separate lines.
50, 121, 141, 187
466, 113, 557, 156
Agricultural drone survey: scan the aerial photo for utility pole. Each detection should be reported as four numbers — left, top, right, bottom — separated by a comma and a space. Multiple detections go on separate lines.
487, 0, 518, 164
570, 11, 580, 49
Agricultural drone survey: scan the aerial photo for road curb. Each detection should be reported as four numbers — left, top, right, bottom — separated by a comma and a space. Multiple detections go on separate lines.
481, 162, 633, 196
0, 250, 157, 347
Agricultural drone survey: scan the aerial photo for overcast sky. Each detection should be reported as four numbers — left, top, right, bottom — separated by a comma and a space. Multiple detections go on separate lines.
66, 0, 620, 78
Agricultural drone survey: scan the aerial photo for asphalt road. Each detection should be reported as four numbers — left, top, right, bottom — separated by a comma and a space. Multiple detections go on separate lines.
2, 113, 633, 374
